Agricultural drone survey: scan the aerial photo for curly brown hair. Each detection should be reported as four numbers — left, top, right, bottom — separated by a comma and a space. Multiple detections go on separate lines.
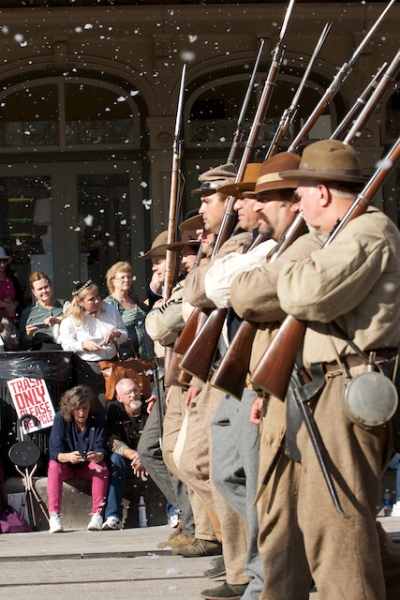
59, 385, 95, 422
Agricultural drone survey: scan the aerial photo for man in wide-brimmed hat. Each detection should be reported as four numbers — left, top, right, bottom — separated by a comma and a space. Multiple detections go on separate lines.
179, 160, 290, 598
140, 211, 222, 557
274, 138, 400, 599
235, 139, 400, 600
188, 152, 314, 600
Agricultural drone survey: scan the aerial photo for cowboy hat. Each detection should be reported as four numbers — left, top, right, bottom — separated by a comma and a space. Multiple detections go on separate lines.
279, 140, 368, 184
139, 230, 168, 259
218, 163, 262, 197
243, 153, 301, 198
0, 247, 11, 263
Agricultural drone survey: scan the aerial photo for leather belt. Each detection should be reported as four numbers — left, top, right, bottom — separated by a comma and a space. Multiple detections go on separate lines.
324, 348, 397, 373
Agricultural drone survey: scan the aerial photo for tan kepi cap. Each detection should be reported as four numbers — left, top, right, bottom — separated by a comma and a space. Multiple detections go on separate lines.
191, 163, 237, 196
244, 153, 301, 198
218, 163, 262, 197
280, 140, 368, 184
140, 230, 168, 259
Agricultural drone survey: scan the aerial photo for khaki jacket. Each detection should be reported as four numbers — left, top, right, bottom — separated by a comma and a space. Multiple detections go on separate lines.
184, 232, 252, 308
277, 209, 400, 366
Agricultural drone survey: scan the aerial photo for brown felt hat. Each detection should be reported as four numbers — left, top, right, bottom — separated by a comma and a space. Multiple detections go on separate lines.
179, 214, 204, 231
217, 163, 262, 197
280, 140, 368, 184
139, 230, 168, 259
191, 163, 237, 196
167, 230, 200, 253
243, 153, 301, 198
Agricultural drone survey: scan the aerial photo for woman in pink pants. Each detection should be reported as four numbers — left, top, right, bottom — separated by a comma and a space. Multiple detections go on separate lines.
47, 385, 109, 532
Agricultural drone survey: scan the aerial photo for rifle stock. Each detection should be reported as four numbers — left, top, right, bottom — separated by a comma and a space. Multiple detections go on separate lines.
251, 136, 400, 400
179, 307, 226, 381
211, 320, 258, 399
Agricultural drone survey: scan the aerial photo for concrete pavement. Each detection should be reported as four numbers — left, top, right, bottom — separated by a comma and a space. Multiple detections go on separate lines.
0, 517, 399, 600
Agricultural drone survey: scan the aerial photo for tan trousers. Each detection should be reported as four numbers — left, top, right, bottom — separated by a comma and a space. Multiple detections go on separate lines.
258, 373, 400, 600
257, 396, 311, 600
179, 382, 250, 586
162, 385, 217, 542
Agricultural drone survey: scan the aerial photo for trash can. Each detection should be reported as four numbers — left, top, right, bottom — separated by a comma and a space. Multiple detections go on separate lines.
0, 351, 73, 476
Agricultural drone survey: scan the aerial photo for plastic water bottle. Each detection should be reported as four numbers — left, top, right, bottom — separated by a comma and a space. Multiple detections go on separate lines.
138, 495, 147, 527
383, 489, 392, 516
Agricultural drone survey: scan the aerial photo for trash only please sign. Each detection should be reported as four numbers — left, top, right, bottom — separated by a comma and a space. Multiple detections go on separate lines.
7, 377, 55, 433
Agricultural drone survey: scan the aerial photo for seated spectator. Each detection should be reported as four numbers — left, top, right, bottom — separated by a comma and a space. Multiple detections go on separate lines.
102, 378, 147, 530
19, 271, 65, 350
103, 261, 154, 360
389, 453, 400, 517
47, 385, 109, 533
59, 280, 128, 414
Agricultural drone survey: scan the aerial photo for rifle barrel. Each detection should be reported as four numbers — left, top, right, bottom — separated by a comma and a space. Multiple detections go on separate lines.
288, 0, 396, 152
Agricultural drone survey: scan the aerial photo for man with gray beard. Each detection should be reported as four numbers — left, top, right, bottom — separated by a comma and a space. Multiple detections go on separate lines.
102, 378, 148, 530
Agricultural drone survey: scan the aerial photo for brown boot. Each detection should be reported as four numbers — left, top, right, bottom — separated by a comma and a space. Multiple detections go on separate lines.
157, 532, 194, 549
172, 538, 222, 557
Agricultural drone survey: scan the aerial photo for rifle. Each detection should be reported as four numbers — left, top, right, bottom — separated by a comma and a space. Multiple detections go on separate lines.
173, 37, 267, 361
176, 0, 297, 378
209, 50, 400, 399
163, 64, 187, 302
251, 135, 400, 401
330, 61, 388, 141
227, 38, 265, 165
342, 50, 400, 146
288, 0, 397, 153
265, 21, 333, 160
158, 65, 186, 398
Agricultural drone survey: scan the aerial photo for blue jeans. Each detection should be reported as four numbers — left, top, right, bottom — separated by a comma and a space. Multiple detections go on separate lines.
105, 453, 134, 520
388, 453, 400, 501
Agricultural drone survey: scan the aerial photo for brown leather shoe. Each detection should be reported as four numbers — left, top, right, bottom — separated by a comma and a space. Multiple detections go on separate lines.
200, 581, 249, 599
172, 538, 222, 557
157, 532, 194, 549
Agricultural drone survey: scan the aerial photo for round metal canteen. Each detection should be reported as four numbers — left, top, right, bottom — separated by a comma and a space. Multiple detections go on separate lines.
344, 370, 398, 427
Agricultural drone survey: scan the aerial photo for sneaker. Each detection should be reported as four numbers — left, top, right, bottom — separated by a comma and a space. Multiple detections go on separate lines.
87, 512, 103, 531
49, 514, 63, 534
391, 501, 400, 517
102, 516, 122, 530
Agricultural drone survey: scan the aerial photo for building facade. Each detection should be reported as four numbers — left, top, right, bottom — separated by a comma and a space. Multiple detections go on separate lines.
0, 1, 399, 300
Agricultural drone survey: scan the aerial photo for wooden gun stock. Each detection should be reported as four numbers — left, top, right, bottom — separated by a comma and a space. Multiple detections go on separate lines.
251, 316, 306, 400
173, 306, 208, 356
179, 308, 227, 381
211, 320, 258, 399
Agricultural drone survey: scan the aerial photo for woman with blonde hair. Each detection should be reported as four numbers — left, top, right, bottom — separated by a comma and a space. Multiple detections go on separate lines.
104, 261, 153, 360
59, 280, 128, 413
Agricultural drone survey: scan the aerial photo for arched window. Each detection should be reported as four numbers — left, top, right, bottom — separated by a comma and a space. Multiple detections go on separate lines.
0, 77, 141, 152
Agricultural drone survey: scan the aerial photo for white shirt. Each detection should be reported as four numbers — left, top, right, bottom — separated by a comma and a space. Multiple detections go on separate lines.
204, 239, 276, 308
59, 302, 128, 361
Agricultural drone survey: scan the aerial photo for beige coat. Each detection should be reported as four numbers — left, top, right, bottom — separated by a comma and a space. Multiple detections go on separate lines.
277, 208, 400, 366
184, 232, 252, 308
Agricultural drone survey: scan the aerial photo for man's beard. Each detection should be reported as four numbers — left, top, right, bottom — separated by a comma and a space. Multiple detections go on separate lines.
129, 400, 142, 412
257, 217, 274, 239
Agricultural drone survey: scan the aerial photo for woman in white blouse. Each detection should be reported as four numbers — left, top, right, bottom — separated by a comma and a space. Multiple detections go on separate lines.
60, 280, 128, 414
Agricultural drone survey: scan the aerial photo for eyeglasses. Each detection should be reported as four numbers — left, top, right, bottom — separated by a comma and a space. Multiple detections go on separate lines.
122, 388, 140, 396
0, 259, 8, 264
114, 274, 132, 280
